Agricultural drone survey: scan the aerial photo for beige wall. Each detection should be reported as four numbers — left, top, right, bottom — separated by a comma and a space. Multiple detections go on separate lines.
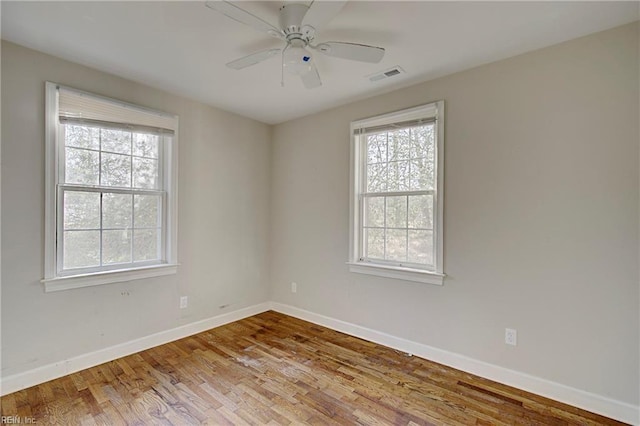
1, 41, 271, 377
270, 22, 639, 405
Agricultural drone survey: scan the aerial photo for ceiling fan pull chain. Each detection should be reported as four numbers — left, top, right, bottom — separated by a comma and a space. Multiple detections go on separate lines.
281, 44, 288, 87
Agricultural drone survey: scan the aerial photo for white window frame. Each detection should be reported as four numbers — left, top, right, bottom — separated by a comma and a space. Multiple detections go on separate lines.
43, 82, 179, 292
348, 101, 445, 285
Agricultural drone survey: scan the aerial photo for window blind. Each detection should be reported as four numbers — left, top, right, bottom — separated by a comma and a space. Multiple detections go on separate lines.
354, 117, 436, 136
351, 102, 439, 136
58, 86, 177, 132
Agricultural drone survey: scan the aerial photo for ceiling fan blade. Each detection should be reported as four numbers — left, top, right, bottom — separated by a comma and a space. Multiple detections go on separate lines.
301, 0, 347, 31
227, 48, 281, 70
300, 62, 322, 89
205, 1, 283, 39
315, 42, 385, 63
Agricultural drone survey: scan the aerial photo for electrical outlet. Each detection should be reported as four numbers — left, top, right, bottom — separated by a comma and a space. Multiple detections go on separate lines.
291, 282, 297, 293
180, 296, 188, 309
505, 328, 517, 346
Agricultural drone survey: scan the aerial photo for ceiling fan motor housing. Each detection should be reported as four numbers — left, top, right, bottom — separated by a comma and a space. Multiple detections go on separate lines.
280, 3, 314, 43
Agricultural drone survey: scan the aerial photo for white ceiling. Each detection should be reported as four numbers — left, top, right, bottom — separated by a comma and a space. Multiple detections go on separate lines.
2, 1, 638, 124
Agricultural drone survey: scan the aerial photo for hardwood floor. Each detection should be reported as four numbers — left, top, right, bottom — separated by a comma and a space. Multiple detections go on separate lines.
0, 311, 626, 425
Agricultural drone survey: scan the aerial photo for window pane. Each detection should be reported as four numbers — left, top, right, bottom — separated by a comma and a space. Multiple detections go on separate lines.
366, 134, 387, 164
101, 129, 131, 154
408, 230, 433, 266
410, 124, 434, 159
65, 124, 99, 150
410, 158, 434, 190
365, 197, 384, 227
102, 230, 132, 265
388, 129, 411, 161
386, 196, 407, 229
134, 195, 161, 228
103, 193, 132, 229
386, 229, 407, 262
365, 228, 384, 259
367, 163, 387, 193
134, 229, 160, 262
133, 158, 159, 189
64, 191, 100, 230
388, 160, 410, 191
133, 133, 159, 158
101, 152, 131, 187
65, 147, 99, 185
63, 230, 100, 269
408, 195, 433, 229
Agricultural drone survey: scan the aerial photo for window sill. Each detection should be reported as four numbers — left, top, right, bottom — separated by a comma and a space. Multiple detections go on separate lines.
347, 262, 444, 285
42, 264, 179, 293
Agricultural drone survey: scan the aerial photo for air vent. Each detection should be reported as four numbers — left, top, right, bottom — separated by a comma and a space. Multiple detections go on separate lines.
368, 66, 405, 82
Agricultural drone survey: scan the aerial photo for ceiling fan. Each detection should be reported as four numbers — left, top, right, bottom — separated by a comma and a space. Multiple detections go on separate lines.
204, 0, 385, 89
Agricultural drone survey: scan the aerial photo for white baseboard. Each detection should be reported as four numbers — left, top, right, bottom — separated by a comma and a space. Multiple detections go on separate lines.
270, 302, 640, 425
0, 302, 271, 396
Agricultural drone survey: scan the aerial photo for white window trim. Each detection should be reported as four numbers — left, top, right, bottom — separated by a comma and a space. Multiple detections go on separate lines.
43, 82, 179, 292
348, 101, 445, 285
42, 264, 178, 293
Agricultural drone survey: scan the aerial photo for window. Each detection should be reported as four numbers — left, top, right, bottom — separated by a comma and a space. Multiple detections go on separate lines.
43, 83, 178, 292
349, 101, 444, 284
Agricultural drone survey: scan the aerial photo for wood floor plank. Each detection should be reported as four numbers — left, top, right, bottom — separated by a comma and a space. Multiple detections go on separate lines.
0, 311, 628, 425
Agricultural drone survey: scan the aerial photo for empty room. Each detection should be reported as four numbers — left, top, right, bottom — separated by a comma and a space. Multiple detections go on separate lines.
1, 1, 639, 424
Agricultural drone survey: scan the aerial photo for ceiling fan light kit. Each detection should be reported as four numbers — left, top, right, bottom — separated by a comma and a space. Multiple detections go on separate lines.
283, 45, 313, 76
204, 0, 386, 89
